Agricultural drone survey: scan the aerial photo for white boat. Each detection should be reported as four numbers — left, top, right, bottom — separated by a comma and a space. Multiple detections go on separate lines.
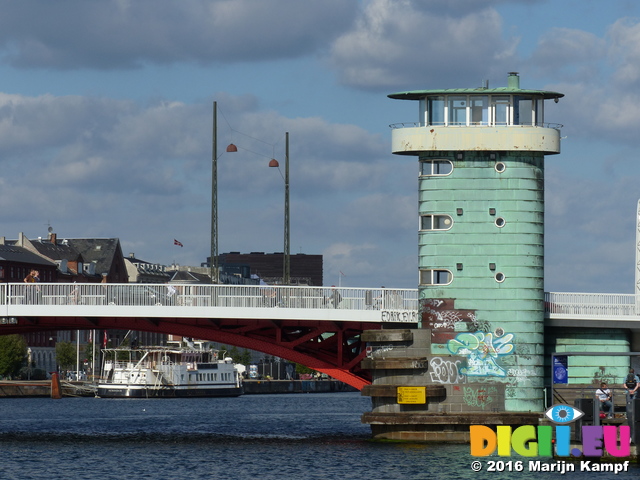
97, 343, 244, 398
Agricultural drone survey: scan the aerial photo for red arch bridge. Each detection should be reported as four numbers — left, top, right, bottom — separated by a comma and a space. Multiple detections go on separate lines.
0, 283, 419, 390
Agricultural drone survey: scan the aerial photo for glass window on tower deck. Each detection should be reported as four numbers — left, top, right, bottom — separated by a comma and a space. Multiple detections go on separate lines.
420, 94, 546, 127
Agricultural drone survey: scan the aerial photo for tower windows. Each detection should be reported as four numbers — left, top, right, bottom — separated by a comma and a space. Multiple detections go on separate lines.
419, 269, 452, 286
448, 96, 467, 125
495, 162, 506, 173
420, 214, 453, 231
425, 96, 445, 125
420, 159, 453, 176
495, 217, 506, 228
421, 93, 545, 127
492, 96, 510, 125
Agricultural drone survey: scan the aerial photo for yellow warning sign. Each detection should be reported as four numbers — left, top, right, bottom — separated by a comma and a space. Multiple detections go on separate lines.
397, 386, 426, 404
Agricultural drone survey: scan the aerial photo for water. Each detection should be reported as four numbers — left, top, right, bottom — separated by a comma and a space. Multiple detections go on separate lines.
0, 392, 637, 480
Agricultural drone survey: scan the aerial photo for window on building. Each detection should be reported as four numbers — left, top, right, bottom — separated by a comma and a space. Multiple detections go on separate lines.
426, 96, 445, 125
492, 96, 511, 125
420, 160, 453, 176
470, 96, 488, 124
419, 269, 452, 286
420, 214, 453, 231
514, 96, 533, 125
535, 98, 544, 125
448, 96, 467, 125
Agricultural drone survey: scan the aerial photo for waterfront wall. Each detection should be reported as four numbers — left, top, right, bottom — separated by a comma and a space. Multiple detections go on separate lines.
243, 380, 357, 394
0, 381, 51, 397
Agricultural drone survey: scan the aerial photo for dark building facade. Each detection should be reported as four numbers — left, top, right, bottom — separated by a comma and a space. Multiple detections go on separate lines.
217, 252, 323, 286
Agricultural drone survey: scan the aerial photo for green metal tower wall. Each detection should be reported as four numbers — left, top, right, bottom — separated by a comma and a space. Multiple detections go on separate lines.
419, 150, 545, 411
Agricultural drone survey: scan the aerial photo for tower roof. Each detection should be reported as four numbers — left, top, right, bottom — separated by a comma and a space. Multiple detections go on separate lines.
388, 73, 564, 101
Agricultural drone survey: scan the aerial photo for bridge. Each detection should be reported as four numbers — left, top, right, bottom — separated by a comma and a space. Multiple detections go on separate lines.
1, 284, 638, 389
0, 283, 418, 390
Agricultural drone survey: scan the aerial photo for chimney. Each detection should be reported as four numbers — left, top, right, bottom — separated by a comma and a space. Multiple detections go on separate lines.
507, 72, 520, 89
49, 232, 57, 244
17, 232, 25, 247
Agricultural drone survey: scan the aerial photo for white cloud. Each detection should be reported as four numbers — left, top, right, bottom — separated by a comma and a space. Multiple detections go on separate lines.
607, 17, 640, 86
329, 0, 516, 90
529, 27, 605, 80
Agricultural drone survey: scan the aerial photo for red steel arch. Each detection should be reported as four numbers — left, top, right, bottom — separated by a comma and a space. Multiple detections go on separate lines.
3, 315, 382, 390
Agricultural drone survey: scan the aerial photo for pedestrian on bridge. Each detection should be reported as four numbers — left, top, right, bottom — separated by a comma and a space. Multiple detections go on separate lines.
328, 286, 341, 309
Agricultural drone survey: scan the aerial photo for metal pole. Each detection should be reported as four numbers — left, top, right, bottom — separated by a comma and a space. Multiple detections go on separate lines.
76, 330, 80, 381
211, 101, 219, 284
283, 132, 290, 285
92, 329, 96, 382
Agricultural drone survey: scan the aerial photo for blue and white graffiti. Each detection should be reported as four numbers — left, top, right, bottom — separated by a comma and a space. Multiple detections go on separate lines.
446, 331, 514, 377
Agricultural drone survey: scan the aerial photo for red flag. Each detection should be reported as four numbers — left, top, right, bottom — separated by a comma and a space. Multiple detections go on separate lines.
174, 239, 183, 247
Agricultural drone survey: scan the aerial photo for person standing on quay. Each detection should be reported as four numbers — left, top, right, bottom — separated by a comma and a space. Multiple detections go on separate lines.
623, 368, 640, 400
596, 382, 614, 419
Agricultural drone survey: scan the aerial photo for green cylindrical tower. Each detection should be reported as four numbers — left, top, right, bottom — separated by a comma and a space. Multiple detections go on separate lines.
389, 73, 563, 412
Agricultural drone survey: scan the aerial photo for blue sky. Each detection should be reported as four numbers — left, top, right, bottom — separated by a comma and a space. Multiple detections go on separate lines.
1, 0, 640, 293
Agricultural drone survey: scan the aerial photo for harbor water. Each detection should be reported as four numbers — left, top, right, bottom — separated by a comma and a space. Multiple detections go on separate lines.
0, 392, 637, 480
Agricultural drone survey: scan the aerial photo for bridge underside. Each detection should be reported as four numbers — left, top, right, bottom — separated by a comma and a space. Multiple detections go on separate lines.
3, 316, 383, 390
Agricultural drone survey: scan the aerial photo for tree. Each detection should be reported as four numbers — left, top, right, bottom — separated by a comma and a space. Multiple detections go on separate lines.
55, 341, 76, 370
295, 363, 317, 375
0, 335, 27, 379
239, 349, 252, 366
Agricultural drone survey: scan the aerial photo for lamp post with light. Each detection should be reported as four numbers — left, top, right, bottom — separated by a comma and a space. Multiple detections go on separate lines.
211, 101, 237, 284
211, 106, 289, 286
268, 132, 290, 285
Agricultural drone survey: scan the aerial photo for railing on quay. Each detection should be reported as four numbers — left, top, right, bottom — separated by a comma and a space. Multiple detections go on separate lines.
0, 283, 419, 320
544, 292, 638, 318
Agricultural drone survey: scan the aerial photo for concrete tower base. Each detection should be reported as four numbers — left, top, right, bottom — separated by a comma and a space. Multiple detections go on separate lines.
361, 328, 541, 442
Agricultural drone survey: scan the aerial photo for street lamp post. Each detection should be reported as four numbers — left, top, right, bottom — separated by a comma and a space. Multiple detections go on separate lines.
211, 101, 237, 284
211, 101, 219, 284
211, 111, 288, 285
269, 132, 290, 285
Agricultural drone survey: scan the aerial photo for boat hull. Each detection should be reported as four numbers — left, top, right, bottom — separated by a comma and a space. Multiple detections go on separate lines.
97, 385, 244, 398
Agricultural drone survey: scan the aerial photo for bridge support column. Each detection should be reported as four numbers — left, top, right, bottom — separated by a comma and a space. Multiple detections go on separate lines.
360, 328, 540, 442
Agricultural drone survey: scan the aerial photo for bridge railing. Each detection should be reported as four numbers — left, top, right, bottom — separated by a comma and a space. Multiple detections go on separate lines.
0, 283, 419, 312
545, 292, 638, 317
5, 284, 638, 320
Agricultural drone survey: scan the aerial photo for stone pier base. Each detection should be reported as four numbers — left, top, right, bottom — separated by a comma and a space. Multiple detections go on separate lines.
361, 328, 542, 442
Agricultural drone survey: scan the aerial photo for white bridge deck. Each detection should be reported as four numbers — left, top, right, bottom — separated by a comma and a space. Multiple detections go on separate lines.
1, 284, 640, 327
0, 283, 419, 324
